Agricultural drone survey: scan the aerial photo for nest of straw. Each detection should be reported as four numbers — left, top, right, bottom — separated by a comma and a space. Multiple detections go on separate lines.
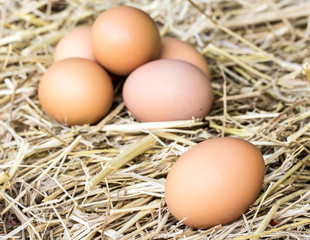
1, 0, 310, 239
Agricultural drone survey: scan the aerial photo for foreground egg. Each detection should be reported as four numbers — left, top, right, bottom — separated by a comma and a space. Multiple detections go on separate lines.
91, 6, 161, 76
54, 26, 95, 62
122, 59, 213, 122
38, 58, 114, 126
165, 137, 265, 229
159, 37, 210, 79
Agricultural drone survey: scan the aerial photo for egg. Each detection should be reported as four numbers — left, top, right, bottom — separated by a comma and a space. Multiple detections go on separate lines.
122, 59, 213, 122
159, 37, 210, 79
38, 58, 114, 126
54, 26, 95, 62
165, 137, 265, 229
91, 6, 161, 76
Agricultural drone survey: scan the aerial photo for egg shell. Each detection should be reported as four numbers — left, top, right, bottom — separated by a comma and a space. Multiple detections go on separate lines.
122, 59, 213, 122
159, 37, 210, 79
38, 58, 114, 126
91, 6, 161, 76
54, 26, 95, 62
165, 137, 265, 229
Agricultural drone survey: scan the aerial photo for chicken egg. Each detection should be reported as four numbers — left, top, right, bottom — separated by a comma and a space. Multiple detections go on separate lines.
122, 59, 213, 122
91, 6, 161, 76
165, 137, 265, 229
54, 26, 95, 62
38, 58, 114, 126
159, 36, 210, 79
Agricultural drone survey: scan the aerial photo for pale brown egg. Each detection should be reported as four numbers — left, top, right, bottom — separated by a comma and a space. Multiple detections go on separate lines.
122, 59, 213, 122
54, 26, 96, 62
165, 137, 265, 229
91, 6, 161, 76
159, 37, 210, 79
38, 58, 114, 126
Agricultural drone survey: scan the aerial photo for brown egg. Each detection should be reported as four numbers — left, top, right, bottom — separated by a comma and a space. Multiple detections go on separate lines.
54, 26, 95, 62
159, 37, 210, 79
165, 137, 265, 229
38, 58, 114, 126
91, 6, 161, 76
122, 59, 213, 122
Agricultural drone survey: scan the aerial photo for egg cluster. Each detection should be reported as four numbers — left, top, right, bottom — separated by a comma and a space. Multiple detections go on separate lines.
38, 5, 213, 126
38, 6, 265, 230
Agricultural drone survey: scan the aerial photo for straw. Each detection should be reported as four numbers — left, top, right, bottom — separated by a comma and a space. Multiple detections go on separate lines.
1, 0, 310, 238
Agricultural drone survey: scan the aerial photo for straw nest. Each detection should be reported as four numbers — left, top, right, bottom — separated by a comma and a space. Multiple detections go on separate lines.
1, 0, 310, 239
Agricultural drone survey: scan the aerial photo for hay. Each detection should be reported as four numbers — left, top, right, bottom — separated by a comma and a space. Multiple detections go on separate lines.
1, 0, 310, 239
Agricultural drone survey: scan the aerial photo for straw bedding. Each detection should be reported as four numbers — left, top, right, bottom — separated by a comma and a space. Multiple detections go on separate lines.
0, 0, 310, 239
